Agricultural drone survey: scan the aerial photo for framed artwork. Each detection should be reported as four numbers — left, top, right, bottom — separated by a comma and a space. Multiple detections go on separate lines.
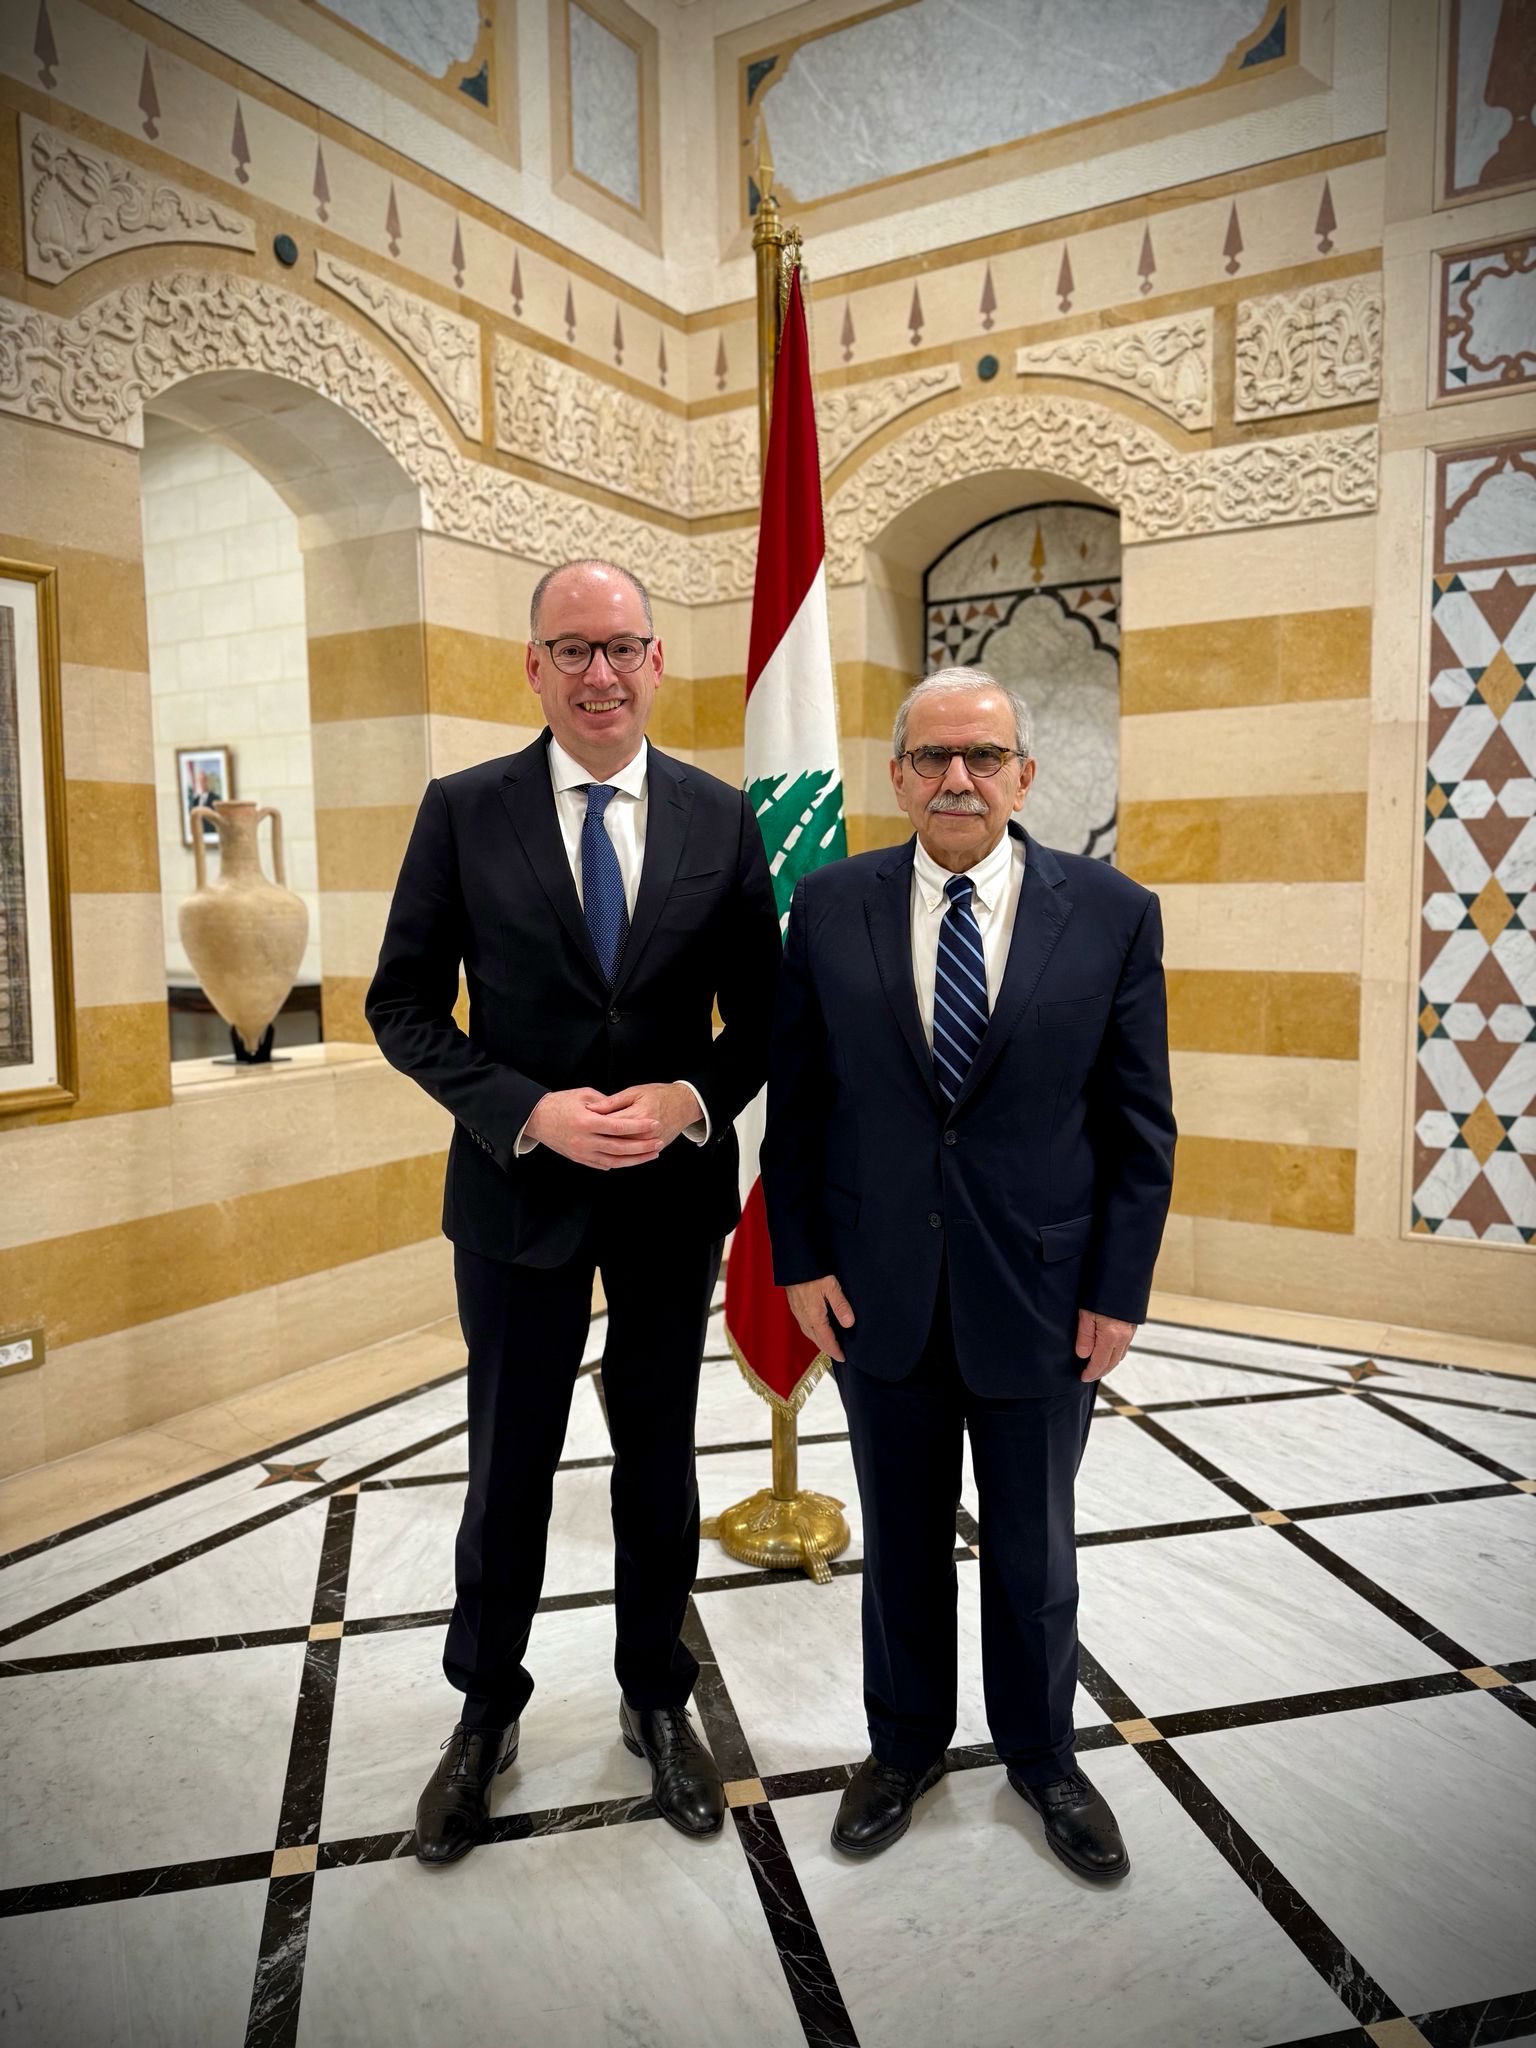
177, 744, 235, 846
0, 559, 76, 1115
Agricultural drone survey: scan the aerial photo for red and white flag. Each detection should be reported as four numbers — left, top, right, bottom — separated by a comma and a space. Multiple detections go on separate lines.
724, 266, 847, 1416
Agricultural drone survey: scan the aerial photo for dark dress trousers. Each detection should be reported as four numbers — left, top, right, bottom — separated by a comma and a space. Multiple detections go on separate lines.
366, 732, 780, 1724
762, 825, 1175, 1779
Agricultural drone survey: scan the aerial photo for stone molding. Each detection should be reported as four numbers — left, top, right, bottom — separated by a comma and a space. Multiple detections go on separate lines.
1234, 276, 1383, 420
494, 345, 959, 515
316, 250, 482, 440
22, 117, 253, 281
824, 394, 1378, 576
0, 272, 1378, 605
1015, 313, 1212, 429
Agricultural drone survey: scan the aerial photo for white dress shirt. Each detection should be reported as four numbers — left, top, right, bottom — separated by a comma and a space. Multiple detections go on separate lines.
910, 828, 1025, 1052
516, 737, 708, 1154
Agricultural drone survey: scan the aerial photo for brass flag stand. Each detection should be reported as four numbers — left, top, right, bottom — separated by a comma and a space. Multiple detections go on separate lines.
699, 142, 852, 1588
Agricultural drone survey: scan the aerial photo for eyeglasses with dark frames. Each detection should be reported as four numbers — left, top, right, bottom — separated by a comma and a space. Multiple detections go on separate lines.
533, 635, 656, 675
897, 744, 1019, 779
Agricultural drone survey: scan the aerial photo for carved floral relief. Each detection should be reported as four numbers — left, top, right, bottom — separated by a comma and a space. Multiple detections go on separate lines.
1234, 277, 1383, 419
316, 251, 482, 439
22, 118, 254, 281
1015, 313, 1212, 429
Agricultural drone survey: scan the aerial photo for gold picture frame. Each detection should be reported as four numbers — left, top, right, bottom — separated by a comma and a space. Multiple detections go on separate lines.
0, 558, 77, 1116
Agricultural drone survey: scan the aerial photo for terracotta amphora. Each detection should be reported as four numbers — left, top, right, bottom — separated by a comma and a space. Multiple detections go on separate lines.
178, 801, 309, 1057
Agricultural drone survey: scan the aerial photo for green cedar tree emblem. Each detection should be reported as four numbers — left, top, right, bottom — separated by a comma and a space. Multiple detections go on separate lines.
748, 768, 848, 928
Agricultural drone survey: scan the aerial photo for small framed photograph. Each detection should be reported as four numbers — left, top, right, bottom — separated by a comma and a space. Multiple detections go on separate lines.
177, 745, 234, 846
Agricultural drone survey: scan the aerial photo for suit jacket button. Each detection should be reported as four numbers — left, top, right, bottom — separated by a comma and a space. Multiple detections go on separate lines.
928, 1212, 942, 1229
943, 1130, 957, 1146
608, 1008, 620, 1024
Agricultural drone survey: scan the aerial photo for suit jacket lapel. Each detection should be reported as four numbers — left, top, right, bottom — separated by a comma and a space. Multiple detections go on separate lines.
499, 732, 606, 987
864, 839, 943, 1107
610, 746, 691, 999
955, 828, 1073, 1110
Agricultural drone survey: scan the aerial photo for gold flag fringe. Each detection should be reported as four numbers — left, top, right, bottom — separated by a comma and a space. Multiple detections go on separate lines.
723, 1321, 830, 1422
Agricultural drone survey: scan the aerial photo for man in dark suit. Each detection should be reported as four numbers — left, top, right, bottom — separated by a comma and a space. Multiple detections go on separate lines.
762, 664, 1174, 1879
367, 558, 780, 1865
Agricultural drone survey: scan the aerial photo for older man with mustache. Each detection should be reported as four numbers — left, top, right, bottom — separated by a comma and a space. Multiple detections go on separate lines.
762, 665, 1175, 1877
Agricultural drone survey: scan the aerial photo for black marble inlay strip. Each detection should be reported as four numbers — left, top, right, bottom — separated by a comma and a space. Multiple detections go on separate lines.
1284, 1482, 1516, 1522
360, 1470, 473, 1489
589, 1365, 611, 1437
760, 1762, 858, 1801
1367, 1385, 1536, 1422
491, 1793, 658, 1842
1273, 1520, 1481, 1671
310, 1492, 356, 1627
274, 1640, 341, 1850
1263, 2029, 1373, 2048
1359, 1391, 1529, 1481
1487, 1683, 1536, 1730
682, 1596, 759, 1785
341, 1607, 454, 1636
1125, 1413, 1273, 1512
244, 1870, 312, 2048
1133, 1387, 1347, 1413
1141, 1316, 1532, 1379
0, 1361, 470, 1573
0, 1419, 469, 1651
1499, 1657, 1536, 1685
1152, 1669, 1476, 1742
1128, 1345, 1350, 1389
0, 1625, 310, 1677
955, 1501, 981, 1547
1138, 1740, 1396, 2026
1413, 1984, 1536, 2046
1078, 1511, 1257, 1547
0, 1849, 274, 1919
733, 1802, 862, 2048
1076, 1643, 1141, 1724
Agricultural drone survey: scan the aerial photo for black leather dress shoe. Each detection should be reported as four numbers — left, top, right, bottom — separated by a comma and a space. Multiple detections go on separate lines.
831, 1754, 945, 1855
619, 1698, 724, 1837
413, 1721, 519, 1866
1008, 1766, 1129, 1879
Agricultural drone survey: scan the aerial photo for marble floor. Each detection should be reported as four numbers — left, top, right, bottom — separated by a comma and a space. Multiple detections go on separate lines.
1, 1302, 1533, 2048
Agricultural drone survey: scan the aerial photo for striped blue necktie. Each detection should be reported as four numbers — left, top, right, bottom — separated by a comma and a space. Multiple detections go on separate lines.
933, 874, 988, 1102
581, 783, 629, 982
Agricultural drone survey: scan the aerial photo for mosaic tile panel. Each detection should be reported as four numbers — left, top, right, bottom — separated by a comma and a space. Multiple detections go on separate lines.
1439, 239, 1536, 400
924, 505, 1120, 863
1413, 458, 1536, 1241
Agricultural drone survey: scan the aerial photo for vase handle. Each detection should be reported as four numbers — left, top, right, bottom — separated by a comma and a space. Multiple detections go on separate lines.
255, 806, 286, 888
190, 806, 219, 889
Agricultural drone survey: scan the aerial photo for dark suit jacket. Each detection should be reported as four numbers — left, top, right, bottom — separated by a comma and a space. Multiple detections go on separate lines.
761, 825, 1176, 1396
366, 731, 781, 1267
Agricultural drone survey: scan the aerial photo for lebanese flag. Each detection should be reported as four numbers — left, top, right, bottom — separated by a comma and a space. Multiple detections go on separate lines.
724, 267, 847, 1417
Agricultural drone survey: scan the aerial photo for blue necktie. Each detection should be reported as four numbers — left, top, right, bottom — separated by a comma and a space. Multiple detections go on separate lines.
933, 875, 988, 1102
581, 783, 629, 982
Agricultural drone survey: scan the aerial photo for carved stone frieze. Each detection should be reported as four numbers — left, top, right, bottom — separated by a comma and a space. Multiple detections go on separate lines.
22, 117, 253, 281
823, 394, 1378, 577
1014, 312, 1212, 429
816, 365, 962, 469
1234, 277, 1383, 419
316, 250, 482, 439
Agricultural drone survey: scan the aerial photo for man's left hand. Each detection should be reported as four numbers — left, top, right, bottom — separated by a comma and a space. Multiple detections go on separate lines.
1075, 1309, 1136, 1382
597, 1082, 700, 1150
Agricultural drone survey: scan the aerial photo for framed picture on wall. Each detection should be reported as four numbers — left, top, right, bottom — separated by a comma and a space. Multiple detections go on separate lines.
0, 558, 77, 1116
176, 744, 235, 846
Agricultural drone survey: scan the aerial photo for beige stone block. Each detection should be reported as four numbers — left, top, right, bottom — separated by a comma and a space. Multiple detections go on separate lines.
61, 665, 156, 786
42, 1286, 282, 1462
0, 1368, 47, 1482
422, 534, 534, 640
1187, 1216, 1535, 1349
1381, 243, 1435, 422
317, 891, 394, 978
1171, 1051, 1359, 1149
1151, 1210, 1196, 1294
1367, 449, 1434, 726
0, 1106, 174, 1253
271, 1235, 455, 1378
1351, 972, 1416, 1240
303, 533, 426, 641
428, 715, 541, 778
70, 892, 168, 1008
310, 716, 431, 808
168, 1067, 346, 1211
328, 1061, 453, 1174
1121, 518, 1377, 629
1157, 883, 1365, 975
1360, 720, 1424, 986
688, 745, 744, 788
1120, 700, 1370, 801
1383, 389, 1536, 456
0, 416, 147, 562
686, 598, 754, 680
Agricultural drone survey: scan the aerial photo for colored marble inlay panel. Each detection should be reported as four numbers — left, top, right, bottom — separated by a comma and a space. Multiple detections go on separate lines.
1412, 554, 1536, 1245
0, 606, 33, 1065
1439, 240, 1536, 399
1442, 0, 1536, 203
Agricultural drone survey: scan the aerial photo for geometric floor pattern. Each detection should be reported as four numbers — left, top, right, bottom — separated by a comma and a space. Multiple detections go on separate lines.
2, 1302, 1534, 2048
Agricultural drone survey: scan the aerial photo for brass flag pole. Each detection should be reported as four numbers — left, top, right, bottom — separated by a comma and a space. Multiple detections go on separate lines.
699, 136, 851, 1586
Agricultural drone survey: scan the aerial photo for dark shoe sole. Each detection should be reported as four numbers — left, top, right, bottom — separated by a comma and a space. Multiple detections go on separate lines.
830, 1760, 945, 1858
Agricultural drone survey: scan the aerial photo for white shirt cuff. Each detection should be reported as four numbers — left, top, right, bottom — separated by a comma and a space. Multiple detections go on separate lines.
675, 1080, 711, 1145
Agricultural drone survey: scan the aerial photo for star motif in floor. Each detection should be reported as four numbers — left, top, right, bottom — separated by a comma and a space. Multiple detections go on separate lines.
1345, 1361, 1385, 1381
257, 1458, 328, 1487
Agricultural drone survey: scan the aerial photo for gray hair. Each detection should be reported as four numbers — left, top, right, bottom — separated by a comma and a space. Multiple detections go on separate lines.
529, 559, 654, 638
893, 665, 1034, 761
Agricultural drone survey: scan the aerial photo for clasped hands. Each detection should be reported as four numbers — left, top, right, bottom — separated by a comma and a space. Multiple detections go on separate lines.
787, 1276, 1136, 1384
525, 1081, 699, 1171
